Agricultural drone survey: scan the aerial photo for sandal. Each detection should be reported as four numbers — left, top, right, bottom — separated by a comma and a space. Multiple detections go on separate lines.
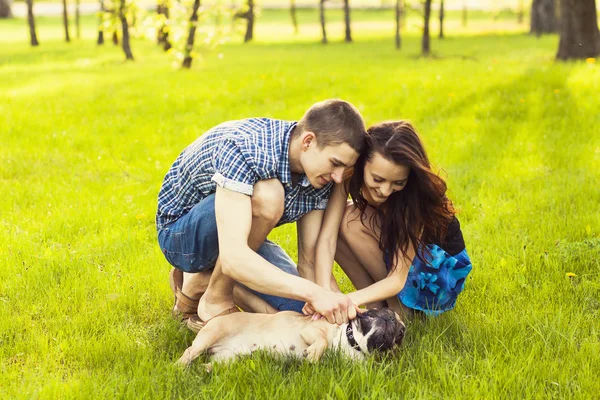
187, 307, 240, 333
169, 268, 200, 320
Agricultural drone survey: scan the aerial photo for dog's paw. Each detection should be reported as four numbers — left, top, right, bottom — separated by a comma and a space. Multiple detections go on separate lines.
200, 362, 213, 373
175, 356, 191, 368
305, 345, 324, 363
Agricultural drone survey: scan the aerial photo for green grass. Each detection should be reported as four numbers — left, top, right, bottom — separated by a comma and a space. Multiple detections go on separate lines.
1, 8, 600, 400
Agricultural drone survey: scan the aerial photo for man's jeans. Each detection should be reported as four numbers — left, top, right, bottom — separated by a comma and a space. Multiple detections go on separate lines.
158, 194, 305, 312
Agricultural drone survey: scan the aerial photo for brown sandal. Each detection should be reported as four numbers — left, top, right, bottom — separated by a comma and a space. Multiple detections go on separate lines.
186, 307, 240, 333
169, 268, 200, 320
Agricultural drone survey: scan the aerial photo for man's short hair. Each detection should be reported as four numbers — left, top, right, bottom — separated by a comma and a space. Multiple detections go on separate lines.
295, 99, 366, 154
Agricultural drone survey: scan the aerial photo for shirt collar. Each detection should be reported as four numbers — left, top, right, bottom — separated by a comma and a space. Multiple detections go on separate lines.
278, 122, 324, 190
278, 122, 296, 187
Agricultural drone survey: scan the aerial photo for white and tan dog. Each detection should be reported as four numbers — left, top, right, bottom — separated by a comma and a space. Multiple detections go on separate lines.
176, 308, 406, 367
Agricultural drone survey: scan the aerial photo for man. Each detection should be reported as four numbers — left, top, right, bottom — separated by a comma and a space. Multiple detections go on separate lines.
157, 99, 366, 331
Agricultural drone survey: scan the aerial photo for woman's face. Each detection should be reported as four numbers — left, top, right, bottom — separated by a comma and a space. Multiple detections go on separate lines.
362, 152, 410, 206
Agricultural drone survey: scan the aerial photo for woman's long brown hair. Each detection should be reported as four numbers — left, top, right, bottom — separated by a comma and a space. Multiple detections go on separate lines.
347, 121, 456, 269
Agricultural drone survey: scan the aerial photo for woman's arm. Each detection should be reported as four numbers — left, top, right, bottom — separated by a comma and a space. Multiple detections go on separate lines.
314, 183, 349, 290
348, 245, 414, 307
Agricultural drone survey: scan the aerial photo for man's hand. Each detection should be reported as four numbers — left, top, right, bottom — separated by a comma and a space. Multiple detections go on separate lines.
306, 290, 358, 325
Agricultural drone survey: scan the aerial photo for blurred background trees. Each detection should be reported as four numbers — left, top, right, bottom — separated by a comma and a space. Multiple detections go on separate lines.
0, 0, 13, 18
5, 0, 599, 63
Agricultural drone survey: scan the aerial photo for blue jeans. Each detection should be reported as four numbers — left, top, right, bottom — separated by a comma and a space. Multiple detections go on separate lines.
158, 194, 305, 312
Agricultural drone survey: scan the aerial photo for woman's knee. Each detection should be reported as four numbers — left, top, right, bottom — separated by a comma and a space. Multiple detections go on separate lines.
339, 203, 367, 242
251, 179, 284, 224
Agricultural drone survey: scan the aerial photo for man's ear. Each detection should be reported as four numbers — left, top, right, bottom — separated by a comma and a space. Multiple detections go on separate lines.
302, 131, 316, 150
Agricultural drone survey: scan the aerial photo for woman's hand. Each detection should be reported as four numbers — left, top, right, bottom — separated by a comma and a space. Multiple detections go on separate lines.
303, 295, 364, 321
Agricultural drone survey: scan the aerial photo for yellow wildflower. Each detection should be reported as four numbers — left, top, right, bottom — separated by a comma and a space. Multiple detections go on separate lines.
585, 58, 596, 65
566, 272, 577, 278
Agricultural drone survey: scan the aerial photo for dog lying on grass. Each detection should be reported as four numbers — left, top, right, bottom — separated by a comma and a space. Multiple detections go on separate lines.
176, 308, 405, 368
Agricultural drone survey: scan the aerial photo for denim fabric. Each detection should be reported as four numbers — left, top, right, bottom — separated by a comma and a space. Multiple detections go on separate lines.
158, 193, 305, 313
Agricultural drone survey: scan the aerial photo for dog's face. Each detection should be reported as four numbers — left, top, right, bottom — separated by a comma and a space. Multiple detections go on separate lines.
353, 308, 406, 354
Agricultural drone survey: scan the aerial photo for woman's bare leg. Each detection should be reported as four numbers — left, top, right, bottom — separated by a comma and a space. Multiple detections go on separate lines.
333, 203, 391, 309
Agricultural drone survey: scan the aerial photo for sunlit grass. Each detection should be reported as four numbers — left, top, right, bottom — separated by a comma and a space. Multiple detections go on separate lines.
1, 8, 600, 400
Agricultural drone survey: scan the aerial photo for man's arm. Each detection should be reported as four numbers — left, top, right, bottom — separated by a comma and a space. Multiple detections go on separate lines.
215, 185, 355, 324
313, 183, 349, 289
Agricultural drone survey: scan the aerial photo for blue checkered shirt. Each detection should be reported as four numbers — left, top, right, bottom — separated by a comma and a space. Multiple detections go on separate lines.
156, 118, 333, 229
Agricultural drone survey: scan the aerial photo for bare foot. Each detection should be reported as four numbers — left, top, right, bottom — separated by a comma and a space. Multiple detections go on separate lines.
197, 289, 237, 322
181, 270, 212, 300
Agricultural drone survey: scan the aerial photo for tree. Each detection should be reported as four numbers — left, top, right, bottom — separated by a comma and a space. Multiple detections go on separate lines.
0, 0, 12, 18
422, 0, 431, 56
234, 0, 254, 43
556, 0, 600, 60
157, 0, 172, 50
62, 0, 71, 42
76, 0, 81, 38
531, 0, 557, 36
319, 0, 327, 44
439, 0, 444, 39
462, 0, 467, 27
290, 0, 298, 34
119, 0, 134, 60
343, 0, 351, 42
243, 0, 255, 43
182, 0, 200, 68
98, 0, 105, 44
25, 0, 39, 46
517, 0, 525, 24
395, 0, 402, 49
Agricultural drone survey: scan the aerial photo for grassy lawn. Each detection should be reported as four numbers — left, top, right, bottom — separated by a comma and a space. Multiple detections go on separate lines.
1, 8, 600, 400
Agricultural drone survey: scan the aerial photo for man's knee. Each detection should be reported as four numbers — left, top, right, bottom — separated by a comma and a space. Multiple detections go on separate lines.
251, 179, 284, 224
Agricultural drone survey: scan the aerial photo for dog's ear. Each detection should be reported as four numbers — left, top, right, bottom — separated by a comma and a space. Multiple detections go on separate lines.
394, 320, 406, 348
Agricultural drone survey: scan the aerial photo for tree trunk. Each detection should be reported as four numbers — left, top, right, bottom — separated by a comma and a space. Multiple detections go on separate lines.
422, 0, 431, 56
244, 0, 254, 43
97, 0, 104, 44
290, 0, 298, 34
0, 0, 12, 18
395, 0, 401, 49
112, 31, 119, 45
343, 0, 351, 42
157, 1, 171, 50
75, 0, 80, 38
26, 0, 39, 46
531, 0, 557, 36
62, 0, 70, 42
319, 0, 327, 44
182, 0, 200, 68
517, 0, 524, 24
556, 0, 600, 60
462, 0, 467, 27
119, 0, 134, 60
439, 0, 444, 39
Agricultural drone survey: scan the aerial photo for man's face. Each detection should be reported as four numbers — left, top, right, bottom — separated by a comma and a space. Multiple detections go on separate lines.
300, 135, 359, 189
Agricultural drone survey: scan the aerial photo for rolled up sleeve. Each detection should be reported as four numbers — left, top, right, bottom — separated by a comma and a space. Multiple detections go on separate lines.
211, 138, 258, 196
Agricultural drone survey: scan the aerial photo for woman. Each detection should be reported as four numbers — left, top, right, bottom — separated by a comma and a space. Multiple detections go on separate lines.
308, 120, 472, 318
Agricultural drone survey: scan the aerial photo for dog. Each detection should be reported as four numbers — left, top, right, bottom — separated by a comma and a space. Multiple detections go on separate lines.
176, 308, 406, 368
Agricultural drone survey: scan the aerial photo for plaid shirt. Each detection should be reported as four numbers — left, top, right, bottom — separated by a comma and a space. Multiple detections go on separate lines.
156, 118, 333, 229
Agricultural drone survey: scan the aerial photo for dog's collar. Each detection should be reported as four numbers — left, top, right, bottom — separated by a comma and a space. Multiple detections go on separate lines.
345, 323, 361, 353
